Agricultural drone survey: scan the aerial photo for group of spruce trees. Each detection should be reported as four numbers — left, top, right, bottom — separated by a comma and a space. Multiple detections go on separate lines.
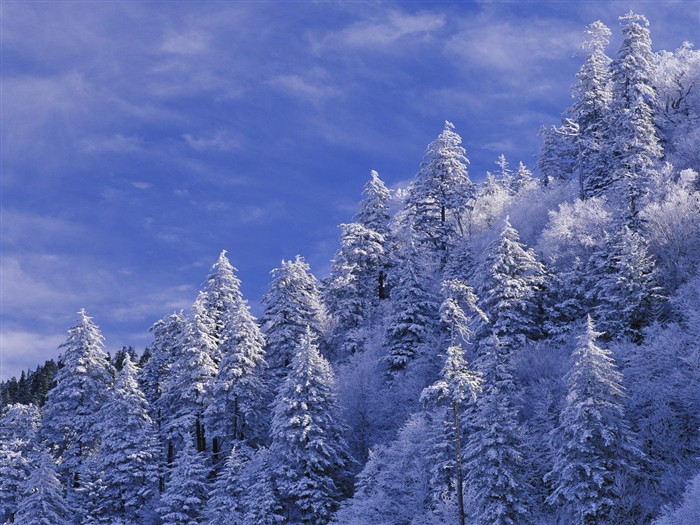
2, 11, 700, 525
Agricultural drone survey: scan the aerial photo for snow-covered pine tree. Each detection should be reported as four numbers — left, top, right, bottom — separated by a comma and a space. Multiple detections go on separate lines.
538, 122, 579, 187
190, 250, 245, 365
203, 446, 247, 525
354, 169, 391, 240
546, 317, 644, 524
41, 309, 114, 491
405, 121, 474, 263
464, 335, 533, 525
511, 161, 537, 195
570, 20, 613, 199
608, 12, 663, 222
205, 289, 266, 457
158, 438, 209, 525
261, 256, 327, 380
478, 217, 547, 346
585, 225, 661, 341
383, 241, 441, 378
495, 154, 514, 192
94, 354, 160, 523
0, 403, 41, 523
324, 222, 385, 359
14, 448, 71, 525
270, 328, 351, 524
240, 448, 285, 525
421, 280, 483, 525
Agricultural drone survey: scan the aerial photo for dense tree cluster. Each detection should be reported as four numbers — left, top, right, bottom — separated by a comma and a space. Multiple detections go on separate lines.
2, 12, 699, 525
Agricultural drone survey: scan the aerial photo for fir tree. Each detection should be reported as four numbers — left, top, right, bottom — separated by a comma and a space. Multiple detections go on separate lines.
41, 309, 114, 491
464, 335, 533, 525
270, 328, 351, 524
14, 449, 71, 525
546, 317, 644, 524
94, 355, 160, 523
240, 448, 285, 525
204, 446, 246, 525
158, 439, 209, 525
354, 169, 391, 239
405, 121, 474, 261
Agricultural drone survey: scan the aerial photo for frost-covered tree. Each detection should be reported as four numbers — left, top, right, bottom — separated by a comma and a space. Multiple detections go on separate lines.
538, 121, 579, 186
354, 169, 391, 240
240, 448, 285, 525
0, 404, 41, 523
421, 281, 483, 525
511, 161, 537, 195
14, 449, 71, 525
204, 446, 246, 525
405, 121, 474, 261
570, 21, 613, 199
205, 292, 266, 456
190, 250, 245, 365
94, 355, 159, 523
325, 222, 385, 358
270, 328, 351, 524
41, 309, 114, 491
383, 242, 441, 377
546, 317, 644, 525
261, 256, 327, 379
478, 217, 547, 346
608, 12, 663, 220
158, 439, 209, 525
464, 335, 533, 525
586, 225, 661, 341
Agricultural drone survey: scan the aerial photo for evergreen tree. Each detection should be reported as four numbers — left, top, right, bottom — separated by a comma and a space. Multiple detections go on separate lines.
608, 12, 663, 221
546, 317, 644, 524
405, 121, 474, 261
240, 448, 285, 525
158, 439, 209, 525
464, 335, 533, 525
354, 169, 391, 239
204, 446, 246, 525
94, 355, 160, 523
205, 290, 266, 456
41, 309, 114, 491
538, 122, 579, 186
14, 449, 71, 525
585, 226, 661, 341
324, 222, 385, 358
261, 256, 327, 379
570, 20, 613, 199
478, 217, 547, 346
270, 328, 350, 524
511, 161, 537, 194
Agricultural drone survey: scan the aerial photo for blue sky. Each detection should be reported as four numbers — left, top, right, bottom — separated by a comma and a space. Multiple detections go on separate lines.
1, 0, 698, 380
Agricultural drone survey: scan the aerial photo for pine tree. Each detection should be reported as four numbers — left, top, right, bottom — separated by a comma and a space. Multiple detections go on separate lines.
261, 256, 327, 379
538, 122, 579, 186
240, 448, 285, 525
478, 217, 547, 346
204, 446, 246, 525
586, 226, 661, 341
94, 355, 160, 523
41, 309, 114, 491
205, 291, 266, 456
546, 317, 644, 524
158, 439, 209, 525
570, 21, 613, 199
354, 169, 391, 239
405, 121, 474, 261
324, 222, 385, 358
270, 328, 350, 524
511, 161, 537, 194
464, 335, 533, 525
14, 449, 71, 525
608, 12, 663, 221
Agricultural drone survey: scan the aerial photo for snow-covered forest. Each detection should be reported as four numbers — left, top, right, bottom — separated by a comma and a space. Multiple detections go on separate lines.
2, 11, 700, 525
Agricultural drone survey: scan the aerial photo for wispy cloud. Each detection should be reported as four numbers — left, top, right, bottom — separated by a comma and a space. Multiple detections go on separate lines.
183, 130, 242, 152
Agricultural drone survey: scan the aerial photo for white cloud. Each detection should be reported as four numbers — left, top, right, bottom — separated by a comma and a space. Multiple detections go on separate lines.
0, 330, 66, 380
160, 30, 211, 55
82, 134, 144, 154
183, 130, 242, 152
132, 181, 151, 190
270, 73, 340, 104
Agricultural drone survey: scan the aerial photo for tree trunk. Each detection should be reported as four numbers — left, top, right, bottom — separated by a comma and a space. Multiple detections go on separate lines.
454, 401, 466, 525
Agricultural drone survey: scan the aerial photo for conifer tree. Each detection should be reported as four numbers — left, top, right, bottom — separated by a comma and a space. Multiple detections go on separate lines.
464, 335, 533, 525
405, 121, 474, 261
570, 20, 613, 199
205, 292, 266, 455
511, 161, 537, 194
478, 217, 547, 346
270, 328, 350, 524
261, 256, 327, 379
608, 12, 663, 221
204, 446, 246, 525
14, 449, 71, 525
324, 222, 385, 358
94, 355, 160, 523
354, 169, 391, 239
158, 439, 209, 525
41, 309, 114, 491
546, 317, 644, 524
240, 448, 285, 525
